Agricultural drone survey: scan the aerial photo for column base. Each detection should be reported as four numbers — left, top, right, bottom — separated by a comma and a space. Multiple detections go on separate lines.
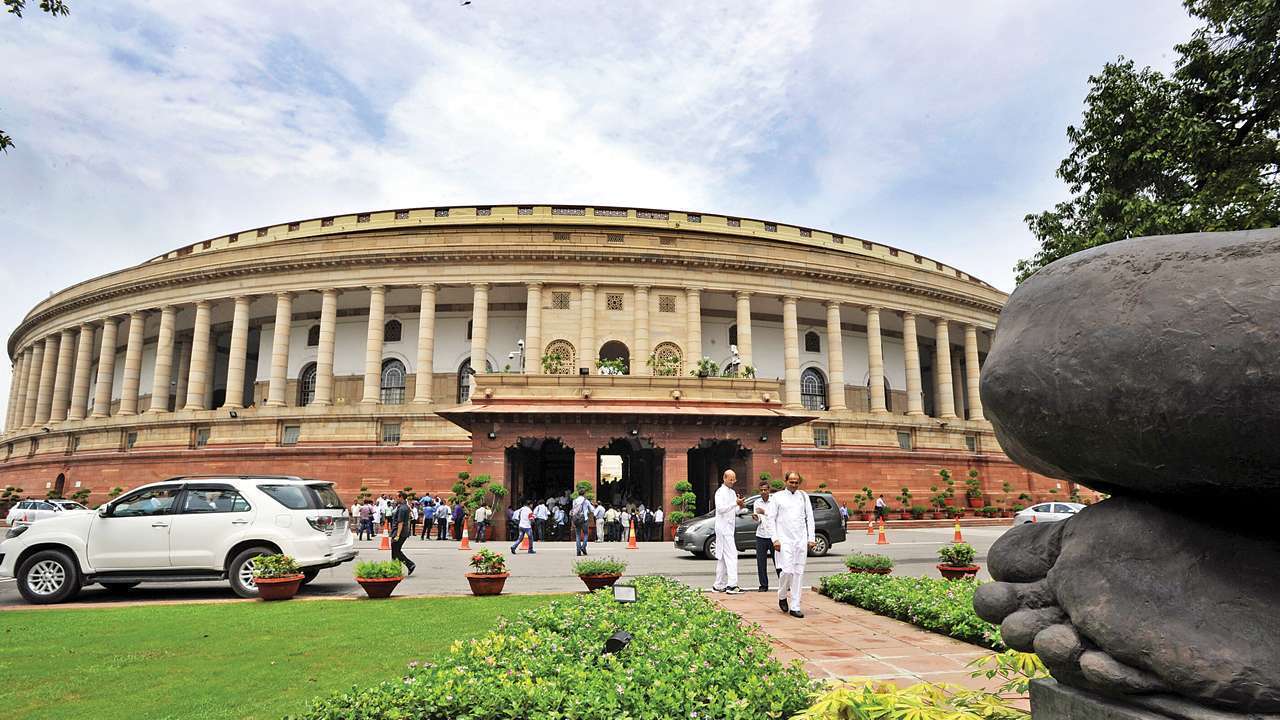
906, 411, 925, 416
939, 413, 958, 420
89, 413, 108, 419
264, 401, 287, 408
310, 401, 332, 408
181, 404, 205, 412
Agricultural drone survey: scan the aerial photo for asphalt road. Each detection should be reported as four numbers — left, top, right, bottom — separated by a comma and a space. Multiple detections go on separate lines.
0, 525, 1008, 608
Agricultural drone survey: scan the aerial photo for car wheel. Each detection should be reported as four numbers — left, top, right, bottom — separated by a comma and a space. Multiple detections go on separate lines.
704, 536, 716, 559
228, 546, 273, 598
809, 533, 830, 557
17, 549, 82, 604
299, 568, 320, 587
100, 581, 141, 593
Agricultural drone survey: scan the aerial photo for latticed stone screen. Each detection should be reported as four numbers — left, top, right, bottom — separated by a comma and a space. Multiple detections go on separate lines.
543, 340, 576, 374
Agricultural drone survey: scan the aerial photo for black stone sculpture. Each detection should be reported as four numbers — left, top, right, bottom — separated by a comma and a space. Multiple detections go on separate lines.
975, 229, 1280, 716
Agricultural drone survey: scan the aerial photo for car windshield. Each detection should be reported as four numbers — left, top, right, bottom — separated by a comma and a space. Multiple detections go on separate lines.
258, 483, 343, 510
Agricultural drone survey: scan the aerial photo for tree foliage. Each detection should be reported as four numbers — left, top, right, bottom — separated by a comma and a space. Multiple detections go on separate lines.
1017, 0, 1280, 281
2, 0, 70, 154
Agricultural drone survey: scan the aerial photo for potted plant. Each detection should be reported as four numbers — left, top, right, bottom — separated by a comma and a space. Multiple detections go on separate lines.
355, 560, 404, 599
252, 554, 305, 601
945, 505, 963, 520
573, 557, 627, 591
936, 542, 980, 580
689, 357, 720, 378
981, 505, 999, 518
742, 365, 756, 378
965, 469, 985, 508
909, 504, 927, 520
844, 552, 894, 575
928, 486, 946, 519
594, 358, 628, 375
896, 488, 912, 520
465, 548, 509, 596
937, 469, 958, 507
858, 487, 875, 521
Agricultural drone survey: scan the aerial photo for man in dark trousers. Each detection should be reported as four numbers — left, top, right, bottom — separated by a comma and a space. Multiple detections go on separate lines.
389, 492, 417, 576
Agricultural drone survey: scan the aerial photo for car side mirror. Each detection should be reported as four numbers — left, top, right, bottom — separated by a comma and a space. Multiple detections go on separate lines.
97, 505, 111, 518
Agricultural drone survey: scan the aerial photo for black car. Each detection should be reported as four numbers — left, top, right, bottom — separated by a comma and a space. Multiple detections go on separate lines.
673, 491, 846, 558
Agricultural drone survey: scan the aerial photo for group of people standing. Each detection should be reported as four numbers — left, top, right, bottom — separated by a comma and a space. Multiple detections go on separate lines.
349, 493, 494, 543
712, 469, 816, 618
499, 493, 665, 544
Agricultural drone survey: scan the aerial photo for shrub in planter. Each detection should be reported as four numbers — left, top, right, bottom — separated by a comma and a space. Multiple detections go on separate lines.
844, 553, 893, 575
355, 560, 405, 599
298, 577, 816, 720
252, 554, 304, 601
909, 504, 927, 520
818, 573, 1003, 649
937, 542, 980, 580
573, 556, 627, 591
981, 505, 999, 518
466, 547, 509, 596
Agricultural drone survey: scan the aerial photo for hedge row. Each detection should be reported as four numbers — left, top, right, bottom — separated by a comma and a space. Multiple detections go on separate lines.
294, 576, 816, 720
818, 573, 1004, 649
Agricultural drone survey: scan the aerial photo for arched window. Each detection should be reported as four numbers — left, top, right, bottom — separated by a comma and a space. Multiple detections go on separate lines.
456, 358, 495, 403
381, 359, 406, 404
298, 363, 317, 406
597, 340, 630, 375
728, 324, 738, 347
384, 319, 402, 343
804, 330, 821, 353
801, 367, 828, 411
543, 340, 576, 375
652, 342, 683, 377
306, 325, 320, 347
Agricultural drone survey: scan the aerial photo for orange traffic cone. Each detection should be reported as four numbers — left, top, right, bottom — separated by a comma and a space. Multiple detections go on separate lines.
866, 518, 875, 536
458, 522, 471, 550
626, 519, 638, 550
378, 530, 391, 551
953, 520, 964, 543
519, 532, 531, 551
876, 519, 889, 545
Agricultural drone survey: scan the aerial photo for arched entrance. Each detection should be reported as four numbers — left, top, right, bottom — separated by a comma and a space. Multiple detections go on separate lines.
597, 341, 630, 374
506, 437, 575, 507
595, 437, 663, 512
53, 473, 66, 498
687, 439, 751, 515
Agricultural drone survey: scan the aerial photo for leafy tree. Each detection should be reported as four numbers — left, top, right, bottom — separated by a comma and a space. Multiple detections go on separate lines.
1017, 0, 1280, 281
2, 0, 70, 154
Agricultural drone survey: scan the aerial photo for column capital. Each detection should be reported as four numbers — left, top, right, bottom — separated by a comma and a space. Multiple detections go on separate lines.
579, 282, 596, 290
900, 310, 916, 320
193, 299, 211, 310
274, 291, 296, 301
472, 282, 491, 291
825, 299, 841, 310
685, 286, 703, 295
634, 284, 651, 292
232, 294, 256, 303
735, 290, 752, 300
864, 305, 882, 315
523, 281, 541, 291
77, 322, 94, 332
367, 284, 386, 294
58, 327, 76, 339
782, 295, 799, 305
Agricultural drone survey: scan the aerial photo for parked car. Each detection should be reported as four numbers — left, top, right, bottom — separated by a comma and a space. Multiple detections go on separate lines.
5, 499, 89, 527
0, 475, 357, 604
1013, 501, 1085, 525
674, 491, 846, 558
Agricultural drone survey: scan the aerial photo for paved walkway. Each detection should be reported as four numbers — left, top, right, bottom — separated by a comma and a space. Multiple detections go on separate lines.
713, 587, 1005, 692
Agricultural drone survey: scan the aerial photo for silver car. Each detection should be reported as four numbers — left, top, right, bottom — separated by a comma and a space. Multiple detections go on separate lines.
5, 499, 89, 527
1013, 501, 1085, 525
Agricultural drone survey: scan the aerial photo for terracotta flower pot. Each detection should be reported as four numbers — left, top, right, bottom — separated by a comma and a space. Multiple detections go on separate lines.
578, 573, 622, 592
930, 511, 945, 519
897, 512, 910, 520
943, 497, 956, 507
254, 574, 304, 601
967, 497, 985, 509
465, 572, 509, 596
356, 576, 403, 599
936, 563, 980, 580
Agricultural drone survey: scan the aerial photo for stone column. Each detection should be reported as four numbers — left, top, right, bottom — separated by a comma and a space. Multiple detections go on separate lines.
184, 301, 213, 411
470, 283, 490, 387
933, 317, 957, 419
866, 307, 888, 414
22, 341, 45, 426
361, 286, 386, 404
952, 348, 966, 419
50, 328, 77, 421
204, 332, 217, 408
68, 323, 96, 421
119, 313, 146, 416
634, 285, 651, 376
34, 333, 60, 424
146, 306, 177, 413
964, 324, 984, 421
5, 356, 21, 431
91, 318, 118, 419
173, 340, 191, 411
825, 301, 847, 411
782, 296, 802, 409
735, 291, 753, 371
314, 289, 339, 407
265, 293, 293, 407
12, 349, 32, 428
579, 283, 595, 373
686, 288, 703, 373
521, 283, 540, 376
222, 296, 251, 409
902, 312, 924, 416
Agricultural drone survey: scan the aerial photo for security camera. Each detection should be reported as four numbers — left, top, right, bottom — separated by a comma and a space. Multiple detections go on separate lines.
517, 339, 525, 347
507, 351, 516, 359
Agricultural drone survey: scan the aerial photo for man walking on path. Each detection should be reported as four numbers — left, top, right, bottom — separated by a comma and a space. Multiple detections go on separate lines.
389, 492, 417, 576
571, 489, 594, 556
510, 499, 536, 554
712, 469, 745, 594
773, 471, 816, 618
874, 494, 886, 520
752, 479, 777, 592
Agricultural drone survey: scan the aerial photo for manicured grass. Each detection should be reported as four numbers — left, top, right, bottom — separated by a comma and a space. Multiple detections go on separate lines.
0, 594, 562, 720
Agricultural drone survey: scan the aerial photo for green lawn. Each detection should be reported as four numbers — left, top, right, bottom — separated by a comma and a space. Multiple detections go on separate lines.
0, 594, 562, 720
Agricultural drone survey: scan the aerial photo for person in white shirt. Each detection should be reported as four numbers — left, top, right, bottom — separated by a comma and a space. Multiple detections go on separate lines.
594, 503, 606, 543
571, 490, 595, 555
874, 494, 887, 520
604, 506, 619, 541
773, 471, 817, 617
533, 501, 549, 541
620, 509, 632, 543
552, 505, 566, 540
653, 507, 664, 541
510, 499, 536, 554
713, 469, 745, 594
474, 503, 491, 542
436, 501, 451, 540
752, 479, 778, 592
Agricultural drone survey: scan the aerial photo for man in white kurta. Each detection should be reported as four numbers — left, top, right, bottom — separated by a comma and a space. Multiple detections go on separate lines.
772, 472, 816, 617
713, 469, 745, 594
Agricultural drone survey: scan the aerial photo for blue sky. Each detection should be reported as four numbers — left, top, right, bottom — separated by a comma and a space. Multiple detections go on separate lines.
0, 0, 1199, 404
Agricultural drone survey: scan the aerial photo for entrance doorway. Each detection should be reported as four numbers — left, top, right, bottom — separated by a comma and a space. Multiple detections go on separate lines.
598, 341, 631, 374
53, 473, 66, 498
506, 437, 575, 505
687, 439, 752, 515
595, 437, 663, 510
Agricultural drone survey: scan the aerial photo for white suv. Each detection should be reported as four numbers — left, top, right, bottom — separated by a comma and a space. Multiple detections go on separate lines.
0, 476, 356, 604
6, 499, 89, 526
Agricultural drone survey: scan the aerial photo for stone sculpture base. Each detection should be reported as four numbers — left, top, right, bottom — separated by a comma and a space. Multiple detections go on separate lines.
1031, 679, 1280, 720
